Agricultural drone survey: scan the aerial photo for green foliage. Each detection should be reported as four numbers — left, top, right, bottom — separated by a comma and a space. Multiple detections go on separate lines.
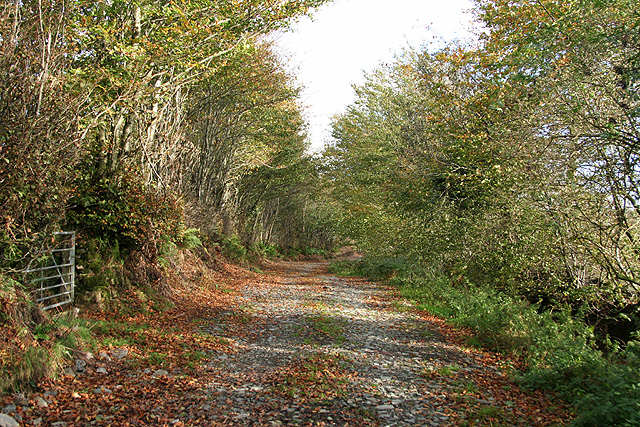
75, 238, 124, 296
68, 167, 183, 252
252, 242, 282, 259
328, 260, 366, 277
178, 228, 202, 250
323, 0, 640, 354
330, 256, 419, 282
0, 0, 80, 272
0, 0, 339, 400
389, 264, 640, 427
159, 228, 202, 270
221, 235, 248, 262
235, 132, 338, 252
569, 340, 640, 427
300, 247, 329, 257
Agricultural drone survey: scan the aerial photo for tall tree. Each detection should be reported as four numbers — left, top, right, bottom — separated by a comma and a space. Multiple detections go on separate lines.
325, 0, 640, 314
0, 0, 80, 267
66, 0, 330, 184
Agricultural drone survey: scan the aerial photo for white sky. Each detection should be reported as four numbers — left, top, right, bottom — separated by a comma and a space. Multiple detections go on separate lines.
273, 0, 477, 152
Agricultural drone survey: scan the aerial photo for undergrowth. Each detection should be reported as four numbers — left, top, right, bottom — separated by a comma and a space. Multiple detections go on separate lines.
331, 257, 640, 427
0, 280, 96, 393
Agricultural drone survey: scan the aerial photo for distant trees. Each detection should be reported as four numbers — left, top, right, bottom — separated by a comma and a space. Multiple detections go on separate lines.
324, 0, 640, 328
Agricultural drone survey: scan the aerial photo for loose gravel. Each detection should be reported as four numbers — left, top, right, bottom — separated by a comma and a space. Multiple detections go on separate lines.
199, 261, 501, 426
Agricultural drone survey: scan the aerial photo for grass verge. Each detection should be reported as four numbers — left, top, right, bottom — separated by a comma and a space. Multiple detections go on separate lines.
0, 292, 96, 393
330, 258, 640, 427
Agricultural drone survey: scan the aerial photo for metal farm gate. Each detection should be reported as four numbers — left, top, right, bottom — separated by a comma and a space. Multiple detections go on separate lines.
24, 232, 76, 311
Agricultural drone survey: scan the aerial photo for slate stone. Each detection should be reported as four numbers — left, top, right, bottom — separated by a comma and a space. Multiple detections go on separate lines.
98, 352, 112, 362
0, 414, 19, 427
75, 358, 87, 373
36, 397, 48, 408
152, 369, 169, 377
112, 348, 129, 360
1, 405, 16, 415
14, 396, 29, 407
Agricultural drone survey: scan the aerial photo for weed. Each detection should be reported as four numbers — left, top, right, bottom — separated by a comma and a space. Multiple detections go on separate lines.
306, 315, 346, 345
454, 379, 479, 395
354, 407, 377, 420
199, 334, 231, 346
303, 299, 329, 311
147, 352, 167, 366
303, 337, 318, 346
422, 363, 460, 378
213, 284, 235, 294
184, 350, 208, 362
474, 405, 504, 420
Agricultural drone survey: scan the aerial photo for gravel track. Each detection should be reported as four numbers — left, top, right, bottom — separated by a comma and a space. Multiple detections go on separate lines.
200, 261, 499, 426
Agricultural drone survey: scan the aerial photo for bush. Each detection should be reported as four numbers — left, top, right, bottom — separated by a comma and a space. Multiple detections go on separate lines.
335, 256, 417, 280
569, 340, 640, 427
382, 264, 638, 426
300, 247, 329, 257
221, 235, 247, 262
68, 167, 183, 253
252, 242, 281, 259
329, 260, 366, 277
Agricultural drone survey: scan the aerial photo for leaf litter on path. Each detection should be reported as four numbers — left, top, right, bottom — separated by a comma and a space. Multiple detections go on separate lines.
2, 257, 573, 426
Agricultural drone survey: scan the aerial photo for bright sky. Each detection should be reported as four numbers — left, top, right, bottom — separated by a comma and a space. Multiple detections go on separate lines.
273, 0, 477, 152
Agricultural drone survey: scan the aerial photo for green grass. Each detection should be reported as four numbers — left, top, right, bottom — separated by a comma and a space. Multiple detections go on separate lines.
90, 320, 151, 348
147, 352, 167, 366
381, 266, 640, 427
1, 310, 96, 393
307, 315, 346, 345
